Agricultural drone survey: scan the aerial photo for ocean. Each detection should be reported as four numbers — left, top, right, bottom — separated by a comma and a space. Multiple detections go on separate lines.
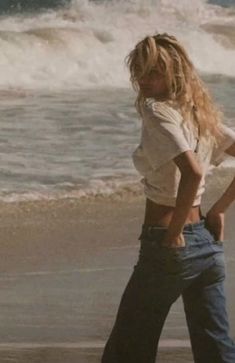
0, 0, 234, 202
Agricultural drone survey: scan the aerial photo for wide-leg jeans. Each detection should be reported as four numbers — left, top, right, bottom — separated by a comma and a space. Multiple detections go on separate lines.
101, 217, 235, 363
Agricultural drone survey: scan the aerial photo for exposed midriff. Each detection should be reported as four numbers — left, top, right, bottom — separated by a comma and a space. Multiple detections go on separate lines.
143, 198, 202, 227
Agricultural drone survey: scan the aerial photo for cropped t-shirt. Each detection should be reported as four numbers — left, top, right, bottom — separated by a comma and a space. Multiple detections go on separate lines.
132, 98, 235, 207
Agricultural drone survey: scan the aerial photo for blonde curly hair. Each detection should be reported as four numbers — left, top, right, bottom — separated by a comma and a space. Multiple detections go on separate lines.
126, 33, 224, 146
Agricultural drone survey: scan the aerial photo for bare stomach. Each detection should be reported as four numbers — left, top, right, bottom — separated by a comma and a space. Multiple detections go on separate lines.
143, 198, 203, 227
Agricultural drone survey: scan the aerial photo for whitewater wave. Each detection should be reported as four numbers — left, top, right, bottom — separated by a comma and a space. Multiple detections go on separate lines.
0, 164, 234, 203
0, 0, 234, 91
0, 177, 143, 203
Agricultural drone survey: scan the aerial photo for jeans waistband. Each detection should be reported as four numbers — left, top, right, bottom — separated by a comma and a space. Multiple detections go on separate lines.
138, 216, 206, 240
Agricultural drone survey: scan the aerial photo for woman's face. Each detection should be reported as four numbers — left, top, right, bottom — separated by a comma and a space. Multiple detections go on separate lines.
137, 68, 169, 100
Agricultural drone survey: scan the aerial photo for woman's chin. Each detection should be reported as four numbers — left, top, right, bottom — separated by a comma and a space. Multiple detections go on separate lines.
141, 89, 154, 98
141, 90, 169, 101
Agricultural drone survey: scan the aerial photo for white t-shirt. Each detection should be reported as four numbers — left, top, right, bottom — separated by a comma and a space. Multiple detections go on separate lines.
132, 98, 235, 207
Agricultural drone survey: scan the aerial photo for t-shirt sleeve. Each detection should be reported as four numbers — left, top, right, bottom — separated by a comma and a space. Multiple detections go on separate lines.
141, 100, 192, 170
210, 124, 235, 166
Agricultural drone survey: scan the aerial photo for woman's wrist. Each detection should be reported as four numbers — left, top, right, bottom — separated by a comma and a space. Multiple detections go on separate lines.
208, 203, 226, 215
162, 231, 185, 247
205, 209, 225, 241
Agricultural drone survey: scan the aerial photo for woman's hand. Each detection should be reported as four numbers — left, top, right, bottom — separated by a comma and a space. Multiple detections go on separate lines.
205, 210, 225, 241
161, 232, 186, 248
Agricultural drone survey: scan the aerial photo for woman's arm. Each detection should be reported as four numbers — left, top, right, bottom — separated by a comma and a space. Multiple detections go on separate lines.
209, 176, 235, 214
205, 142, 235, 241
208, 142, 235, 213
224, 142, 235, 158
205, 176, 235, 241
162, 150, 203, 247
162, 142, 235, 246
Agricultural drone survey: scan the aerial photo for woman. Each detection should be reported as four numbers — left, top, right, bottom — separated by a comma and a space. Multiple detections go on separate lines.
101, 33, 235, 363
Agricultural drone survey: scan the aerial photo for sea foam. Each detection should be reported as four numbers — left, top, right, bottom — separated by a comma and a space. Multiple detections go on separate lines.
0, 0, 234, 91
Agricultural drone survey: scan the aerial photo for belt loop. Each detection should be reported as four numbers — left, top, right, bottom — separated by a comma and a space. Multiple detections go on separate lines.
138, 224, 146, 240
184, 222, 194, 232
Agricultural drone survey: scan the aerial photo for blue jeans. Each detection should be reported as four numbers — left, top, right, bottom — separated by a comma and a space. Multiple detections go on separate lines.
101, 217, 235, 363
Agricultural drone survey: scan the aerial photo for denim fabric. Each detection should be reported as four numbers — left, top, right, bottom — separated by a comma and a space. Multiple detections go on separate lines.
101, 217, 235, 363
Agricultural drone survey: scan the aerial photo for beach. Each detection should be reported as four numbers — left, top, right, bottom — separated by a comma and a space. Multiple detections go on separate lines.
0, 195, 235, 362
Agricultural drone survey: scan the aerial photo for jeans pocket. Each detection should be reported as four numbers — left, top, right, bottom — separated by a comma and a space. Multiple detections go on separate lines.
202, 226, 224, 246
211, 240, 225, 267
160, 247, 185, 274
211, 240, 225, 269
212, 239, 225, 251
213, 240, 224, 246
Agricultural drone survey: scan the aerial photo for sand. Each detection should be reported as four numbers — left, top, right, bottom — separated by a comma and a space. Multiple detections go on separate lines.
0, 196, 234, 362
0, 346, 194, 363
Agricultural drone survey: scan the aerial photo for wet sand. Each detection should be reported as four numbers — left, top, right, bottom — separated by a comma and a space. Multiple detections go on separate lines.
0, 195, 234, 362
0, 346, 193, 363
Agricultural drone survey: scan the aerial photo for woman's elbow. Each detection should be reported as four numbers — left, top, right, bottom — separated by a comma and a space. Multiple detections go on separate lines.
174, 150, 203, 178
225, 142, 235, 157
187, 169, 203, 179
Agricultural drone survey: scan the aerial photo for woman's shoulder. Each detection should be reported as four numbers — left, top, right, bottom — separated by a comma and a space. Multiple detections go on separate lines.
143, 98, 183, 125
